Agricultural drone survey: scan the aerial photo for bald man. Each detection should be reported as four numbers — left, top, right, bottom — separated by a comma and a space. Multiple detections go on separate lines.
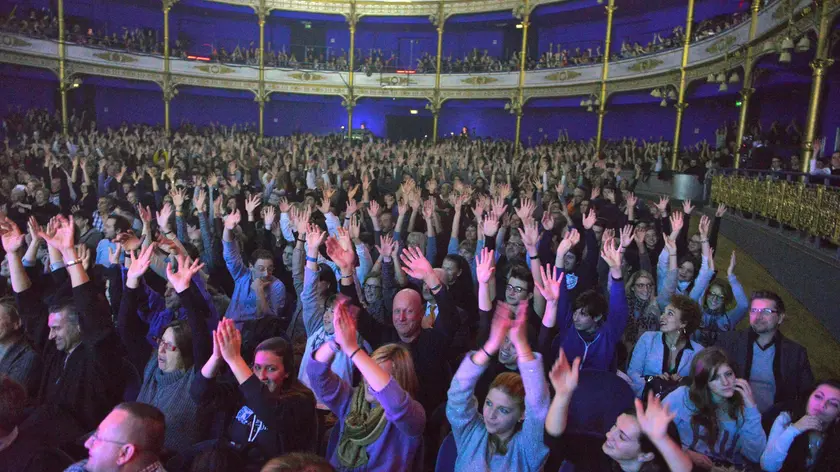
65, 402, 167, 472
336, 247, 460, 415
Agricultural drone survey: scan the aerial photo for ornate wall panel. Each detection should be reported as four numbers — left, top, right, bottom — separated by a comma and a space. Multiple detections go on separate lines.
208, 0, 560, 17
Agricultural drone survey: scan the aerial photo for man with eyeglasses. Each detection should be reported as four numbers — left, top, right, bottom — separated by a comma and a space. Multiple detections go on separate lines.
65, 402, 167, 472
715, 290, 814, 413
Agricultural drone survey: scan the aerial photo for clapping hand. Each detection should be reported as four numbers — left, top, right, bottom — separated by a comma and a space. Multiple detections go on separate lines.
0, 216, 25, 254
333, 300, 360, 354
635, 392, 677, 441
215, 318, 243, 364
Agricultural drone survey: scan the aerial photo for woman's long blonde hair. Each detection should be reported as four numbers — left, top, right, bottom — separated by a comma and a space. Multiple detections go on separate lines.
371, 343, 419, 399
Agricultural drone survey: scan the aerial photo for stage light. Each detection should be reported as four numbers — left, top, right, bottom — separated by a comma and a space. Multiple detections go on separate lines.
715, 72, 726, 83
706, 73, 716, 83
780, 36, 794, 50
728, 72, 739, 83
667, 90, 677, 100
779, 50, 792, 63
795, 36, 810, 52
735, 100, 743, 107
516, 23, 523, 29
719, 82, 728, 92
660, 99, 667, 107
651, 89, 661, 98
410, 110, 418, 115
341, 126, 345, 129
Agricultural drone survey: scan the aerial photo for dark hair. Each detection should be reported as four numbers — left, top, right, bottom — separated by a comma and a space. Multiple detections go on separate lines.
114, 402, 166, 455
250, 248, 275, 265
751, 290, 785, 314
47, 300, 80, 325
0, 298, 21, 332
573, 289, 609, 321
255, 337, 298, 394
190, 443, 243, 472
702, 278, 735, 311
261, 453, 335, 472
507, 263, 534, 294
107, 214, 132, 234
687, 347, 744, 446
780, 380, 840, 471
163, 320, 194, 368
0, 375, 26, 432
317, 263, 337, 295
669, 295, 702, 337
619, 407, 682, 472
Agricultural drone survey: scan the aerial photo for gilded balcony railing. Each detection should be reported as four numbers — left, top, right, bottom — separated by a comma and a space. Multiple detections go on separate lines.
711, 171, 840, 246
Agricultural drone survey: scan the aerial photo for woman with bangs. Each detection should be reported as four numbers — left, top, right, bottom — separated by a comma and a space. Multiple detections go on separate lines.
693, 251, 749, 346
662, 346, 767, 469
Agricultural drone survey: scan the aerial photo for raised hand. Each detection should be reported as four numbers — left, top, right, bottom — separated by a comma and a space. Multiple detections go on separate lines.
635, 392, 677, 441
156, 203, 173, 230
516, 197, 536, 223
682, 199, 695, 215
491, 196, 508, 219
541, 211, 555, 231
475, 247, 495, 284
166, 254, 205, 293
194, 188, 207, 212
347, 183, 361, 201
483, 303, 513, 354
518, 219, 540, 253
333, 301, 360, 353
557, 228, 580, 255
582, 209, 597, 230
376, 233, 396, 259
262, 205, 277, 227
367, 199, 381, 219
508, 302, 531, 350
549, 349, 581, 399
346, 199, 359, 217
727, 250, 736, 277
326, 235, 355, 270
399, 246, 434, 281
245, 194, 261, 215
0, 217, 26, 254
619, 224, 634, 248
600, 240, 622, 270
107, 243, 123, 267
216, 318, 243, 364
171, 187, 187, 209
698, 215, 710, 239
348, 216, 361, 242
669, 211, 684, 236
126, 243, 156, 282
482, 212, 500, 238
278, 197, 291, 213
535, 264, 564, 302
305, 223, 327, 256
654, 195, 669, 214
39, 215, 75, 254
625, 192, 638, 208
397, 199, 409, 216
663, 233, 677, 255
223, 209, 241, 230
317, 196, 331, 215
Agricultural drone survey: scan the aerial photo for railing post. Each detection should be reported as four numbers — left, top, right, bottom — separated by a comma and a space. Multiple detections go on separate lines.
595, 0, 616, 152
671, 0, 695, 169
800, 0, 833, 174
734, 0, 762, 168
345, 1, 358, 139
513, 0, 530, 156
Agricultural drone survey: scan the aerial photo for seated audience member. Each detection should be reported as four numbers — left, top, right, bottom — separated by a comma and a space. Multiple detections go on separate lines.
544, 351, 693, 472
626, 294, 704, 398
261, 452, 335, 472
663, 346, 767, 469
546, 236, 629, 371
693, 251, 749, 346
715, 290, 814, 413
2, 215, 126, 446
0, 298, 41, 397
308, 302, 426, 471
116, 245, 214, 452
446, 301, 550, 471
65, 402, 167, 472
222, 209, 287, 326
761, 380, 840, 471
0, 376, 74, 472
190, 319, 317, 470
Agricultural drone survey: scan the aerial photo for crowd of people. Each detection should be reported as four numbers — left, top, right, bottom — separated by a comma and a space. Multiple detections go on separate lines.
0, 104, 837, 472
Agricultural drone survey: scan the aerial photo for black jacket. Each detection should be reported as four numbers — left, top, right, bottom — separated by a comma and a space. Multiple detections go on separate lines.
715, 329, 814, 407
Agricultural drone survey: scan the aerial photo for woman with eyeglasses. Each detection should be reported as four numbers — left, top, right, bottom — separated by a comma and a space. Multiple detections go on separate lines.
694, 251, 749, 346
190, 318, 317, 471
761, 379, 840, 471
116, 245, 214, 453
662, 347, 767, 470
626, 295, 704, 399
308, 301, 425, 471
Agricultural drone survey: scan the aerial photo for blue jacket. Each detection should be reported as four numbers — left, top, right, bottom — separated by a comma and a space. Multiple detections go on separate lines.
626, 331, 704, 397
549, 276, 629, 371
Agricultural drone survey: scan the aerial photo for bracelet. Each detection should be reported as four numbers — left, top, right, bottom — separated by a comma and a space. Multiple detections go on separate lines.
65, 258, 83, 268
305, 255, 318, 263
528, 254, 539, 260
349, 347, 362, 360
341, 274, 353, 279
481, 346, 494, 358
297, 238, 306, 243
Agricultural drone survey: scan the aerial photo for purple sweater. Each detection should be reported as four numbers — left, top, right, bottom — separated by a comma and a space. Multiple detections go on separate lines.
307, 357, 426, 471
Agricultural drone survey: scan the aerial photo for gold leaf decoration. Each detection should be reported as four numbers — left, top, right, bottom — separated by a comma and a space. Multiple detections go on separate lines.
289, 72, 325, 82
461, 76, 498, 85
1, 34, 32, 47
772, 0, 804, 20
194, 64, 236, 75
705, 36, 736, 54
544, 70, 582, 81
93, 51, 138, 63
380, 75, 416, 86
628, 58, 664, 73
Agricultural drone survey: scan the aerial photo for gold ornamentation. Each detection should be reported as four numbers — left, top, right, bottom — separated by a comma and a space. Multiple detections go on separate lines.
462, 76, 498, 85
772, 0, 804, 20
380, 75, 415, 86
544, 70, 582, 81
0, 34, 31, 47
93, 51, 138, 63
705, 36, 737, 54
628, 58, 663, 73
194, 64, 236, 75
289, 72, 325, 81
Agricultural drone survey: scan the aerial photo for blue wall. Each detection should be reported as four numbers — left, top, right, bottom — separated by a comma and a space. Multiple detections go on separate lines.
0, 65, 56, 113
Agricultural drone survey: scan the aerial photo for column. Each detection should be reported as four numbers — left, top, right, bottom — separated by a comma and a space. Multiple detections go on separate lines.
255, 0, 270, 142
162, 0, 178, 138
345, 1, 358, 138
734, 0, 762, 168
595, 0, 616, 151
800, 0, 833, 173
58, 0, 67, 136
671, 0, 695, 169
514, 0, 530, 154
430, 1, 445, 142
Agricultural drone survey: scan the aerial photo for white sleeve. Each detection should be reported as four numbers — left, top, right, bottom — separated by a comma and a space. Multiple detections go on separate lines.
760, 412, 800, 472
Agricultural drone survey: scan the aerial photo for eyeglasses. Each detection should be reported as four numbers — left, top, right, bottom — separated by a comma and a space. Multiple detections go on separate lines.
153, 336, 179, 352
90, 430, 129, 447
749, 308, 778, 315
364, 284, 382, 290
506, 284, 526, 294
634, 283, 654, 289
708, 293, 725, 300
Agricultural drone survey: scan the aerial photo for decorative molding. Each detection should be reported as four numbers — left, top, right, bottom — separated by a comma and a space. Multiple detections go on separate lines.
205, 0, 559, 18
194, 64, 237, 75
772, 0, 804, 19
289, 71, 325, 81
705, 35, 737, 54
627, 58, 664, 73
461, 76, 499, 85
93, 51, 138, 63
380, 75, 416, 87
543, 70, 582, 81
0, 34, 31, 47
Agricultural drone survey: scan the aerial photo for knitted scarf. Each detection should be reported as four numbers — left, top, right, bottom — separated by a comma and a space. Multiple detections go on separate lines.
337, 385, 388, 469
